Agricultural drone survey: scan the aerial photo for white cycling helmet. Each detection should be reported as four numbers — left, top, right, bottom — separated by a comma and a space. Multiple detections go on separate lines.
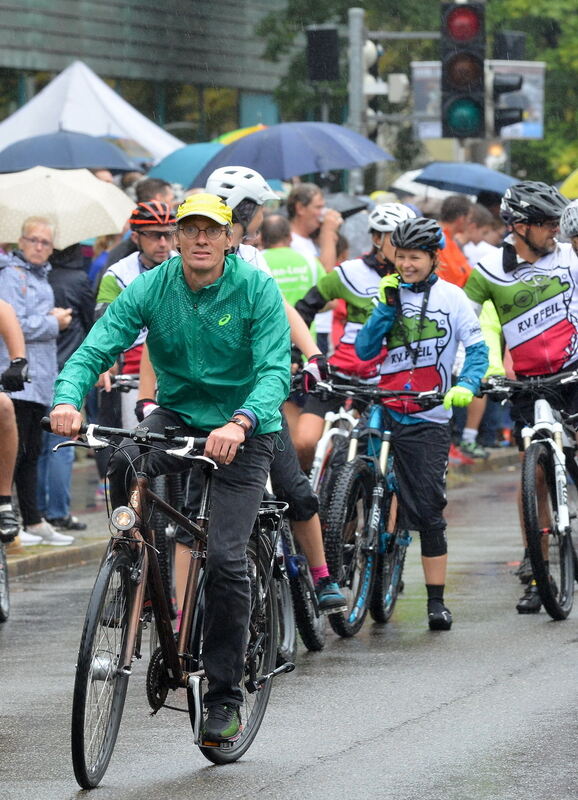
368, 202, 416, 234
205, 166, 278, 210
560, 199, 578, 240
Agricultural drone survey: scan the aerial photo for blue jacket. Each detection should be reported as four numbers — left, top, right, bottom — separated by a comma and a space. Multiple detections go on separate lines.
0, 251, 58, 406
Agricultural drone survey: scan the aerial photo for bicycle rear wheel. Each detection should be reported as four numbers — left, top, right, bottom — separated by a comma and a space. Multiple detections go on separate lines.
370, 492, 406, 623
316, 435, 348, 523
0, 543, 10, 622
522, 442, 574, 620
324, 458, 375, 637
187, 535, 278, 764
71, 548, 134, 788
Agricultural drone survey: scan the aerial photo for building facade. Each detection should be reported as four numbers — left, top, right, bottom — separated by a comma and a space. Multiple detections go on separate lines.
0, 0, 291, 141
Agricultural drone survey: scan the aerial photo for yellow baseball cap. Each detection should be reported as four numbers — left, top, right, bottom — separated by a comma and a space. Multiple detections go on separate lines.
175, 193, 233, 226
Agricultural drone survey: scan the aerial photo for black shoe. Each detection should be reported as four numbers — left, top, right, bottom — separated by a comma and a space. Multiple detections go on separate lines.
202, 704, 242, 742
46, 515, 87, 531
428, 599, 453, 631
516, 580, 541, 614
515, 553, 533, 584
0, 506, 19, 543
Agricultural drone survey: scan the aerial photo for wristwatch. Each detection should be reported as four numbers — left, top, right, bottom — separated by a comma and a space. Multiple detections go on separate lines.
227, 416, 251, 436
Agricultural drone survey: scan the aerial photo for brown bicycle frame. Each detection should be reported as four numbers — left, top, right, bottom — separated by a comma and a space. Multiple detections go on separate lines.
114, 461, 216, 687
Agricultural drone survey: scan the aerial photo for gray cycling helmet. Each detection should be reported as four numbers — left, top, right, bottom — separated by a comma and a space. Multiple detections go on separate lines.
500, 181, 568, 226
560, 199, 578, 239
368, 202, 416, 233
391, 217, 445, 252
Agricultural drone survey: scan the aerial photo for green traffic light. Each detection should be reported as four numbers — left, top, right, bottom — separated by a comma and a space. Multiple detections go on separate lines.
445, 97, 483, 137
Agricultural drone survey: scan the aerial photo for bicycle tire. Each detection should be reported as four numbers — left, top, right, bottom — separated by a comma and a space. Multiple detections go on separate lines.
370, 492, 406, 623
276, 573, 297, 665
316, 436, 348, 523
150, 475, 177, 619
187, 535, 278, 764
71, 547, 133, 788
521, 442, 574, 620
0, 544, 9, 622
289, 564, 326, 651
324, 458, 376, 637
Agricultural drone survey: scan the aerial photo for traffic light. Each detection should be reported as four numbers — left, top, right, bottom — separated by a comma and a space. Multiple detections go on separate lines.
440, 2, 486, 139
306, 26, 340, 82
486, 64, 524, 136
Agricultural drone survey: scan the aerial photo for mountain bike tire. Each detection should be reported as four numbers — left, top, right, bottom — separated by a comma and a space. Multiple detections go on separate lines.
276, 572, 297, 665
187, 535, 278, 764
150, 475, 177, 619
289, 564, 326, 651
370, 491, 406, 623
0, 544, 9, 622
71, 548, 133, 789
316, 436, 349, 524
324, 458, 375, 637
522, 442, 574, 620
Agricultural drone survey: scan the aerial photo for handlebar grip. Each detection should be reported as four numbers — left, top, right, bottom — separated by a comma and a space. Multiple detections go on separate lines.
41, 415, 88, 435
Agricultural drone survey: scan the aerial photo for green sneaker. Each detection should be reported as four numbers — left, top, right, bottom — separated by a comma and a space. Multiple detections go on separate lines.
460, 440, 489, 459
202, 704, 242, 742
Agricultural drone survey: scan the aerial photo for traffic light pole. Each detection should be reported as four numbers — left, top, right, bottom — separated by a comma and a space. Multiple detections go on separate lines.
348, 7, 365, 194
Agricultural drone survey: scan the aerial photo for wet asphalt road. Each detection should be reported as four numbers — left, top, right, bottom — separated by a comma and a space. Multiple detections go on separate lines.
1, 465, 577, 800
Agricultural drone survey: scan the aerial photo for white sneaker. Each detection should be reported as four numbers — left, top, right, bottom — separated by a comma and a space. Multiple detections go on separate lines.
19, 528, 43, 546
26, 519, 75, 546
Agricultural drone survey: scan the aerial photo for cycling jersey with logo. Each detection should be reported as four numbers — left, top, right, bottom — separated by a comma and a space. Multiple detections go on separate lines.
378, 279, 484, 423
465, 241, 578, 376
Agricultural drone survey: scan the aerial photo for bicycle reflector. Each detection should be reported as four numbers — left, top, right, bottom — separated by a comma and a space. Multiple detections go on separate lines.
440, 2, 486, 138
111, 506, 136, 531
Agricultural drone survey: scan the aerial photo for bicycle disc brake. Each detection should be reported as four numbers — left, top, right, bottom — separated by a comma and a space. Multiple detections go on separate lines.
146, 646, 169, 713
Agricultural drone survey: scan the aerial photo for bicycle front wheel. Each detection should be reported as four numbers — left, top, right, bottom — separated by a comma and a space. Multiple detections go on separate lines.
370, 492, 406, 623
0, 543, 10, 622
324, 458, 375, 637
522, 442, 574, 620
188, 535, 278, 764
71, 548, 134, 788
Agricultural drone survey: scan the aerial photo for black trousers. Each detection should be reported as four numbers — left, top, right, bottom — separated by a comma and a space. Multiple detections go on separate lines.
13, 399, 46, 527
106, 407, 275, 707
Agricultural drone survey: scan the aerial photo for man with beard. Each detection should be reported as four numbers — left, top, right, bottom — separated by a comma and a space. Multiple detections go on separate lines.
464, 181, 573, 614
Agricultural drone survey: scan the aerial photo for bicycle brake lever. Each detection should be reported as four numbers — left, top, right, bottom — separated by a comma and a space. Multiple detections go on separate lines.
52, 440, 92, 452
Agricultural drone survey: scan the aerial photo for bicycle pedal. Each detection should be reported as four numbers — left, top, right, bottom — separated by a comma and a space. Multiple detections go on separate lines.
325, 604, 348, 616
201, 728, 243, 748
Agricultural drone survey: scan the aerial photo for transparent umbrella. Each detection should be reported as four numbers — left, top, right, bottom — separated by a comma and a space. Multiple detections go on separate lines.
0, 166, 134, 249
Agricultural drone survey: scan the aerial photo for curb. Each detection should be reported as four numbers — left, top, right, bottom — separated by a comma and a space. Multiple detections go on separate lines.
7, 539, 107, 579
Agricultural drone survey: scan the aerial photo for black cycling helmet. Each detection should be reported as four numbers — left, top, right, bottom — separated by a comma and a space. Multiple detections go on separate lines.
391, 217, 445, 253
129, 200, 175, 229
500, 181, 568, 226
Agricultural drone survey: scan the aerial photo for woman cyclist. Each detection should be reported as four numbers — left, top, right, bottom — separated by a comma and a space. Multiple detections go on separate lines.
355, 217, 489, 630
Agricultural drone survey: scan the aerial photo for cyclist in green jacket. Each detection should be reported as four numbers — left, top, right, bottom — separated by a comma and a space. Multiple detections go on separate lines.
49, 193, 290, 743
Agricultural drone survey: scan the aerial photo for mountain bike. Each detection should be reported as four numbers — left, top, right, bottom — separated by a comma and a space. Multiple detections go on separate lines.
318, 382, 445, 637
483, 373, 578, 620
43, 418, 293, 789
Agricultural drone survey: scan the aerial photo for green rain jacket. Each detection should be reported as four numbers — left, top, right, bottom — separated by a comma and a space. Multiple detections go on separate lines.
53, 253, 290, 433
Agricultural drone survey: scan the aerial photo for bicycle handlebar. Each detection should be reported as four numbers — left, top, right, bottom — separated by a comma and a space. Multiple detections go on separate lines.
41, 416, 208, 452
480, 370, 578, 396
312, 380, 446, 407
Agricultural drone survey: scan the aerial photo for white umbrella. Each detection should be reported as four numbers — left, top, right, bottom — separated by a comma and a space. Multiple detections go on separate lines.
0, 166, 134, 249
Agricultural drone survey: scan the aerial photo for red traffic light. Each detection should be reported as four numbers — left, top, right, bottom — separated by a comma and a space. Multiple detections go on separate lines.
446, 6, 482, 42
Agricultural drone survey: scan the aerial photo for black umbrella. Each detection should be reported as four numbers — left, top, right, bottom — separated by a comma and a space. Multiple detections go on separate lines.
0, 130, 134, 173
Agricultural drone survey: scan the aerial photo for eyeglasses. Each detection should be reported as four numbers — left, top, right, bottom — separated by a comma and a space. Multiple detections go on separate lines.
533, 220, 559, 231
178, 223, 225, 240
137, 230, 173, 241
22, 236, 52, 248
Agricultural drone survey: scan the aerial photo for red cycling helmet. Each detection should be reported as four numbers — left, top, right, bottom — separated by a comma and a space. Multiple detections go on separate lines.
129, 201, 175, 229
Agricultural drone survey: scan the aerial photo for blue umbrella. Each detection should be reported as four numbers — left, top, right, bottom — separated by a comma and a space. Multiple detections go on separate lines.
0, 130, 134, 173
148, 142, 223, 185
193, 122, 393, 186
414, 162, 516, 195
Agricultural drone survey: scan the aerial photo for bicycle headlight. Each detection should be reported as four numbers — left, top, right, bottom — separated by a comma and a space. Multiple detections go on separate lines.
111, 506, 136, 531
